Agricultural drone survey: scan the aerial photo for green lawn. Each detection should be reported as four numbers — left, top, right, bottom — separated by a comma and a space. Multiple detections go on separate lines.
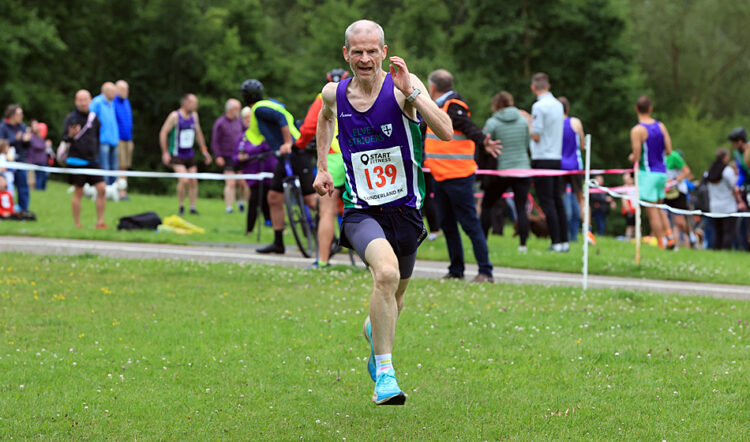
1, 253, 748, 439
2, 181, 750, 285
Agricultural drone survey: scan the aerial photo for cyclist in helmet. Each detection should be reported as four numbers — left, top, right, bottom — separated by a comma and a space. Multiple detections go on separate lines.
296, 69, 350, 268
241, 79, 316, 254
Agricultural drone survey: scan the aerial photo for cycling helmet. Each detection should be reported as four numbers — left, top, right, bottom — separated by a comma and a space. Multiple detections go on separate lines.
326, 68, 349, 83
241, 79, 264, 105
728, 126, 747, 143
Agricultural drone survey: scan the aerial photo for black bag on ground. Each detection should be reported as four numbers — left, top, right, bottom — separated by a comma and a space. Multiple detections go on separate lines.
117, 212, 162, 230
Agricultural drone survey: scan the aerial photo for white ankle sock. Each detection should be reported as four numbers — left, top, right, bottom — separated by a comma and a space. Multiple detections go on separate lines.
375, 354, 393, 375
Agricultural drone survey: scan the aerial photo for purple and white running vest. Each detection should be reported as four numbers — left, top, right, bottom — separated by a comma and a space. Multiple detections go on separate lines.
639, 120, 666, 173
169, 111, 197, 158
336, 74, 424, 209
561, 117, 582, 170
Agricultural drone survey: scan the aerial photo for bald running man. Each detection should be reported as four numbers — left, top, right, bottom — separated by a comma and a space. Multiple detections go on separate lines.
313, 19, 452, 405
159, 94, 212, 215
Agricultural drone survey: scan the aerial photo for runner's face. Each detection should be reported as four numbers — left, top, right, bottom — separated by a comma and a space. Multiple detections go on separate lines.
184, 96, 198, 113
344, 32, 387, 82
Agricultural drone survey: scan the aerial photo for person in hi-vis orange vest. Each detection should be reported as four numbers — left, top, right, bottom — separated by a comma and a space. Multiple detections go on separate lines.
425, 69, 501, 283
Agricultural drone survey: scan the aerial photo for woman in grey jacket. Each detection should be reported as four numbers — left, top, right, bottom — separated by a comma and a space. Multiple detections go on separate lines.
707, 148, 745, 250
481, 91, 532, 251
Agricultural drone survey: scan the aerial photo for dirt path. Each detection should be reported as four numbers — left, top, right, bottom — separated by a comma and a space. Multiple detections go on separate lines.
2, 236, 748, 300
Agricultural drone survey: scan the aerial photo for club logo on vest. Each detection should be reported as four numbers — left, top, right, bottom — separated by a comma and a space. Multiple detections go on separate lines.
381, 124, 393, 137
339, 112, 352, 118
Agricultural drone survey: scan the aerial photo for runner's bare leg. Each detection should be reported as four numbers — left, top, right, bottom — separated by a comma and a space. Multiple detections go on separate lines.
188, 166, 198, 208
365, 238, 401, 355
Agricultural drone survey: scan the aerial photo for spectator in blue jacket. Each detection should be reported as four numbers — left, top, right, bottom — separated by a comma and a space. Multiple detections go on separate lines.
114, 80, 133, 199
90, 82, 120, 184
0, 104, 31, 214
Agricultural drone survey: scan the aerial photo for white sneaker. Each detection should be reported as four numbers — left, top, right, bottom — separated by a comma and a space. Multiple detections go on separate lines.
518, 245, 528, 253
225, 206, 233, 214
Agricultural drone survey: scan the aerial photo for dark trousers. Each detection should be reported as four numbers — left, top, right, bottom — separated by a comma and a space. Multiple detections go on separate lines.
592, 211, 607, 235
532, 159, 568, 244
434, 174, 492, 277
422, 172, 439, 232
13, 169, 29, 211
246, 183, 271, 233
481, 176, 531, 246
713, 217, 736, 250
34, 169, 49, 190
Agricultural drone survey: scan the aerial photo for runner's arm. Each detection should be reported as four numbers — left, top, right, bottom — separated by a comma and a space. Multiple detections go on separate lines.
194, 113, 212, 165
193, 113, 209, 153
744, 148, 750, 171
677, 163, 691, 182
630, 125, 644, 164
316, 83, 337, 173
313, 83, 337, 196
572, 117, 585, 150
659, 122, 673, 156
388, 56, 452, 141
158, 112, 177, 155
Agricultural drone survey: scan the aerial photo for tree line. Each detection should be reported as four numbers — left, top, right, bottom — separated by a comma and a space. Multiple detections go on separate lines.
2, 0, 748, 193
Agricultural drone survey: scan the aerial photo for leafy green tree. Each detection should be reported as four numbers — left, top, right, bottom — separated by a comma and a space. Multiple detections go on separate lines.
0, 1, 66, 131
1, 0, 651, 193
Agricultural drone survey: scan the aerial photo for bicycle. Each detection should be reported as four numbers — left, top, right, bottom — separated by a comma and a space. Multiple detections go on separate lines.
279, 150, 317, 258
243, 147, 357, 263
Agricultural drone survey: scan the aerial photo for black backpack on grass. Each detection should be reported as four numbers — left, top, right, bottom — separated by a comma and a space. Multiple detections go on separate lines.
117, 212, 162, 231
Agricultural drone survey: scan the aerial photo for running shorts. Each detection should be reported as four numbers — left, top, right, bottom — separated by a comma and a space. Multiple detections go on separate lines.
171, 156, 196, 169
341, 206, 426, 279
638, 171, 667, 203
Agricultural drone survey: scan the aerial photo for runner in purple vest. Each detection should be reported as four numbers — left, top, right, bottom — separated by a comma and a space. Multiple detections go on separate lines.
629, 95, 675, 249
558, 97, 586, 242
313, 19, 452, 405
159, 94, 212, 216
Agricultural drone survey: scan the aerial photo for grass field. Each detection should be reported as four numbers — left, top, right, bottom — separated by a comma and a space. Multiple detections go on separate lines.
2, 181, 750, 285
1, 253, 748, 439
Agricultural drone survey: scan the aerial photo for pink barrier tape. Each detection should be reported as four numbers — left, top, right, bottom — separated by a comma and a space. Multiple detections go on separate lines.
423, 167, 633, 177
475, 168, 633, 178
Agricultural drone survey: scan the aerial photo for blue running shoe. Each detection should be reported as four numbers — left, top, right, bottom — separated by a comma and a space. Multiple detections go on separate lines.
363, 318, 376, 382
372, 369, 406, 405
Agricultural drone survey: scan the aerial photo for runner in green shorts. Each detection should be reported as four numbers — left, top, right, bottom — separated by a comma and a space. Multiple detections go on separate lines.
629, 95, 676, 249
295, 69, 350, 267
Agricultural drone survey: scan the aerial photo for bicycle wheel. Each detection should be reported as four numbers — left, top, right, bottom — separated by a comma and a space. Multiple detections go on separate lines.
284, 178, 315, 258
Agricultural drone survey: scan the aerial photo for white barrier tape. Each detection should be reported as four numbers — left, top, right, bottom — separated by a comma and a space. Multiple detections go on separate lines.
590, 180, 750, 219
2, 161, 273, 181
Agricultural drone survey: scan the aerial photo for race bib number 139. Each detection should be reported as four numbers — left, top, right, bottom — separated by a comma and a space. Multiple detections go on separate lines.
352, 146, 407, 205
